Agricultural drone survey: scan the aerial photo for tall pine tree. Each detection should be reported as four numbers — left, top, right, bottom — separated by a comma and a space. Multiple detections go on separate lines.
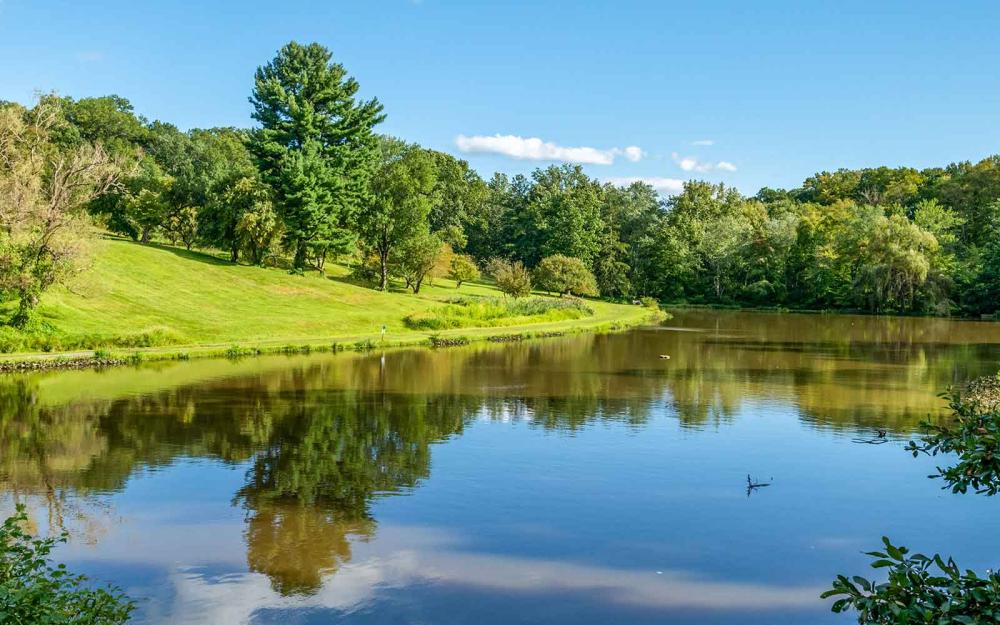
249, 41, 384, 269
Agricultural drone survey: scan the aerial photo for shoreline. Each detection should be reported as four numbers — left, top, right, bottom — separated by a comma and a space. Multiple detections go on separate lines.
0, 307, 665, 373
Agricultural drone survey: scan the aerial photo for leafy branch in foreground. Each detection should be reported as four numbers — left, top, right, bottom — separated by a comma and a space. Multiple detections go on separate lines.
828, 389, 1000, 623
905, 389, 1000, 495
822, 536, 1000, 624
0, 504, 134, 624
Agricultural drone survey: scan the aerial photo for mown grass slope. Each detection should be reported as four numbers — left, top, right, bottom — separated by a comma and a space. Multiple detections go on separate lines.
10, 236, 652, 354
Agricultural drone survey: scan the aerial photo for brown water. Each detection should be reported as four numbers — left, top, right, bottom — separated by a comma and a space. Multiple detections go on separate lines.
3, 310, 1000, 624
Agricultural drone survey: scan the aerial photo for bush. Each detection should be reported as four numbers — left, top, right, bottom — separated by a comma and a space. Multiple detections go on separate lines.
533, 255, 598, 297
403, 297, 593, 330
0, 505, 135, 624
639, 296, 660, 310
823, 536, 1000, 624
354, 338, 376, 351
448, 255, 480, 288
487, 258, 532, 298
905, 391, 1000, 495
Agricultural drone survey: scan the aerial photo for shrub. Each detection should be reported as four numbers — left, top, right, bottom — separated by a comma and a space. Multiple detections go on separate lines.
403, 297, 593, 330
354, 338, 376, 351
533, 255, 598, 297
487, 258, 532, 298
639, 296, 660, 310
905, 391, 1000, 495
0, 505, 135, 624
823, 536, 1000, 624
448, 255, 480, 288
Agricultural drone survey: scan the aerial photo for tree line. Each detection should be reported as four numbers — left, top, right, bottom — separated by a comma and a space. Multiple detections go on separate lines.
3, 40, 1000, 326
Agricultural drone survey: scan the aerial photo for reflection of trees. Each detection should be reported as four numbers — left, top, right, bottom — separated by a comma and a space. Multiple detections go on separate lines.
1, 310, 997, 590
652, 311, 1000, 430
244, 503, 374, 595
233, 391, 470, 594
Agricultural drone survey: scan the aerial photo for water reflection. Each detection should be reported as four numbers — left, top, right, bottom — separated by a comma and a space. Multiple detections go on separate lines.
1, 310, 1000, 623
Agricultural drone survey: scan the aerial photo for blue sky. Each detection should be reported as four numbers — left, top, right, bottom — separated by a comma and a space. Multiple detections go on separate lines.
2, 0, 999, 194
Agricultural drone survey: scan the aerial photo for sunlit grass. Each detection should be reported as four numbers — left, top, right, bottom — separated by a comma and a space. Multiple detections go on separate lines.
0, 236, 649, 354
403, 297, 593, 330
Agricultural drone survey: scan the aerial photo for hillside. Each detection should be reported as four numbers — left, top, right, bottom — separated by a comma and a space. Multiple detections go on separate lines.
4, 236, 653, 356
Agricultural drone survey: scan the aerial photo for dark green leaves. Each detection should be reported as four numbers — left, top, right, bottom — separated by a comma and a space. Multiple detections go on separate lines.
248, 42, 384, 269
822, 537, 1000, 624
0, 505, 134, 624
906, 390, 1000, 496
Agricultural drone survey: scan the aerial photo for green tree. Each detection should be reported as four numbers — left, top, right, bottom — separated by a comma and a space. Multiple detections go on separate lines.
488, 258, 532, 298
533, 254, 599, 297
394, 231, 443, 294
228, 177, 282, 265
121, 159, 173, 243
0, 100, 123, 325
426, 150, 485, 250
448, 254, 480, 288
165, 206, 199, 250
519, 165, 604, 267
181, 128, 256, 260
249, 41, 384, 270
358, 139, 437, 290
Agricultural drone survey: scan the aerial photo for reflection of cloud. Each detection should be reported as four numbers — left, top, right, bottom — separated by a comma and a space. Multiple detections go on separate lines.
89, 524, 822, 623
403, 550, 822, 610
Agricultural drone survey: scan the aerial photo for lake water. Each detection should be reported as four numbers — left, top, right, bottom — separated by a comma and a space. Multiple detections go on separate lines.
3, 310, 1000, 624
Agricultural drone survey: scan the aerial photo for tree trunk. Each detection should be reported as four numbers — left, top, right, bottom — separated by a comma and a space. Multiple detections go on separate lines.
379, 252, 389, 291
293, 240, 307, 270
230, 245, 239, 263
12, 294, 37, 328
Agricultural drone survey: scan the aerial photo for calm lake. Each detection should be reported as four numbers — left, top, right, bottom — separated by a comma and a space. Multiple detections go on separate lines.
4, 310, 1000, 624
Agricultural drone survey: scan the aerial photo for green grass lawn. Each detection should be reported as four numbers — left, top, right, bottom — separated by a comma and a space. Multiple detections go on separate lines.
5, 235, 655, 356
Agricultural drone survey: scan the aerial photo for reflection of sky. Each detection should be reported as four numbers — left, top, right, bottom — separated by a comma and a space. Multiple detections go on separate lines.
48, 401, 1000, 625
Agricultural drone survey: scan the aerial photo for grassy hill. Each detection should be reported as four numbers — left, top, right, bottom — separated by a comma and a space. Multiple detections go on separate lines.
3, 236, 655, 357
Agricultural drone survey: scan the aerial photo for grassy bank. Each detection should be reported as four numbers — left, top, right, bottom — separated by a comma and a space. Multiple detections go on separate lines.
0, 236, 660, 365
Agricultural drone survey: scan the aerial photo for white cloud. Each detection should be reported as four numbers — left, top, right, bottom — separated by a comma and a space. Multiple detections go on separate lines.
691, 139, 714, 146
605, 176, 686, 196
621, 146, 644, 162
455, 134, 643, 165
671, 152, 737, 173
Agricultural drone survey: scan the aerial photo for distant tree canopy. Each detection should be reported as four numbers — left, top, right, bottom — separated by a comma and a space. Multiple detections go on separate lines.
10, 40, 1000, 322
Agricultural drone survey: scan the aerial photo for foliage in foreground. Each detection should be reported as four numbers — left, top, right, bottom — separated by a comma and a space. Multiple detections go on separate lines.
403, 296, 592, 330
0, 505, 134, 624
829, 392, 1000, 623
906, 388, 1000, 495
823, 536, 1000, 625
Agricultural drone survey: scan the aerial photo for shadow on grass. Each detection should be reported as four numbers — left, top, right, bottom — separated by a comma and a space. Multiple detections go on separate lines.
326, 271, 415, 294
142, 242, 234, 266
